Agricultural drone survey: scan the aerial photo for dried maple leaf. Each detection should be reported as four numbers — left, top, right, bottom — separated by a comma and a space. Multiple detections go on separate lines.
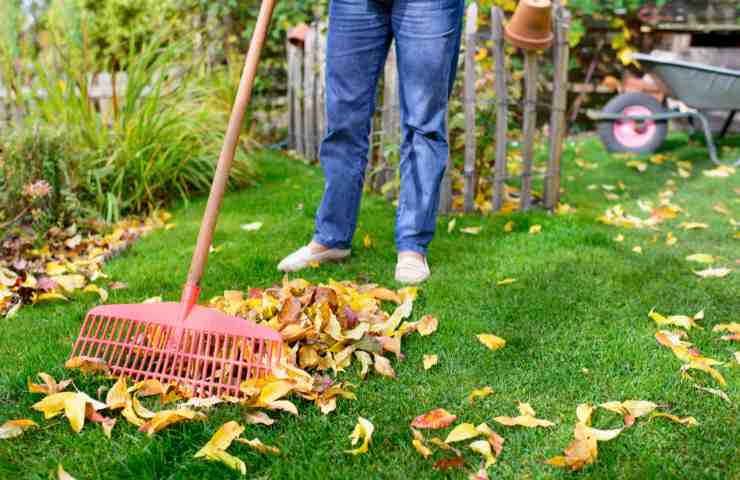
713, 323, 740, 334
106, 376, 131, 410
494, 402, 554, 428
27, 373, 72, 395
411, 428, 432, 458
417, 315, 438, 336
649, 308, 704, 330
64, 356, 110, 375
83, 284, 109, 302
445, 423, 480, 443
0, 419, 37, 439
470, 440, 496, 467
694, 268, 732, 278
650, 412, 698, 427
600, 400, 657, 423
477, 334, 506, 351
434, 456, 466, 470
345, 417, 374, 455
139, 408, 205, 436
373, 354, 396, 378
237, 437, 281, 454
420, 354, 438, 371
245, 411, 275, 426
468, 386, 495, 403
411, 408, 458, 430
354, 351, 372, 379
241, 222, 263, 231
686, 253, 717, 264
195, 421, 246, 475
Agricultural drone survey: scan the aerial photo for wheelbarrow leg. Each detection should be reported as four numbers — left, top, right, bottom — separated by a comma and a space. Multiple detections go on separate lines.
718, 110, 737, 139
690, 111, 721, 166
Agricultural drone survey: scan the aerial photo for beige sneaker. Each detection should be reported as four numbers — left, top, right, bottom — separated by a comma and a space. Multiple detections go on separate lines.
278, 245, 351, 272
395, 252, 430, 284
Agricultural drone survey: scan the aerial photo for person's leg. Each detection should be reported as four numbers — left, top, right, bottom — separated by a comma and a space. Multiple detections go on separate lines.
312, 0, 393, 251
392, 0, 464, 256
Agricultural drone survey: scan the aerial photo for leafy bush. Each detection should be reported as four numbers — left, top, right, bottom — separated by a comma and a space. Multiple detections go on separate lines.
0, 128, 86, 239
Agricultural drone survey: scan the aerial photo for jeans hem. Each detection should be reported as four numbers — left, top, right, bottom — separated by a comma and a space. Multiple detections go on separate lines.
396, 242, 428, 256
313, 234, 352, 251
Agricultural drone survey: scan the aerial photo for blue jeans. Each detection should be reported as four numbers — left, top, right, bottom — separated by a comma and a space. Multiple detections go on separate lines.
313, 0, 464, 255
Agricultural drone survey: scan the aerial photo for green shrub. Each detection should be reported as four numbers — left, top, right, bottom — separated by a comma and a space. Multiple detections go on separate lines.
0, 127, 86, 238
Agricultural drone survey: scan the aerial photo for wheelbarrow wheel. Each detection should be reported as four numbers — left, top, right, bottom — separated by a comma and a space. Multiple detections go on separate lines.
597, 92, 669, 154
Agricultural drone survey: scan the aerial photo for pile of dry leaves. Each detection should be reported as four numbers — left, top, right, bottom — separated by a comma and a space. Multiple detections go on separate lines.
0, 211, 172, 317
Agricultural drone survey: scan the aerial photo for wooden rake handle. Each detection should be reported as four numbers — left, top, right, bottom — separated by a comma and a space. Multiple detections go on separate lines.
185, 0, 277, 292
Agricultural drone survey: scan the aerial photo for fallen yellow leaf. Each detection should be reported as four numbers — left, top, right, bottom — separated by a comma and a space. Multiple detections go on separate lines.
423, 354, 438, 371
0, 419, 37, 439
65, 356, 110, 375
445, 423, 480, 443
477, 334, 506, 351
411, 428, 432, 458
140, 408, 205, 436
418, 315, 438, 336
694, 268, 732, 278
497, 278, 516, 286
27, 373, 72, 395
469, 439, 496, 467
494, 402, 554, 428
679, 222, 709, 230
83, 284, 109, 302
373, 354, 396, 378
650, 412, 698, 427
468, 386, 495, 403
461, 227, 483, 235
686, 253, 717, 264
237, 437, 281, 454
529, 225, 542, 235
345, 417, 374, 455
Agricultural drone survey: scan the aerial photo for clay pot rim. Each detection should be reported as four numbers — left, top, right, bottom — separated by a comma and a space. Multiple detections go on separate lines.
504, 26, 554, 51
288, 23, 310, 46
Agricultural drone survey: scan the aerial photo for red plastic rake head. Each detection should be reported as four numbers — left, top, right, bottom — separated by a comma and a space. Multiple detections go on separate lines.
70, 287, 283, 398
69, 0, 282, 399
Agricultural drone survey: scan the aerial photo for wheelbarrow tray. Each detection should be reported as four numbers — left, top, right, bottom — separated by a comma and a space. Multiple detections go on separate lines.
632, 52, 740, 110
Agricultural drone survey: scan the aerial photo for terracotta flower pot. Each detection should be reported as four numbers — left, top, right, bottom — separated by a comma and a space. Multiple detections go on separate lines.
504, 0, 554, 51
288, 23, 310, 47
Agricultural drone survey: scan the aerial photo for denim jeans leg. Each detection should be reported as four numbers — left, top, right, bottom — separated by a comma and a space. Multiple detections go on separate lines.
313, 0, 393, 250
392, 0, 464, 255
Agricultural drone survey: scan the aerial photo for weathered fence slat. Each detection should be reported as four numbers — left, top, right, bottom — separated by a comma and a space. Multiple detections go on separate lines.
463, 2, 478, 213
303, 24, 318, 161
492, 7, 509, 212
294, 44, 306, 157
520, 51, 538, 212
545, 7, 571, 209
287, 41, 297, 150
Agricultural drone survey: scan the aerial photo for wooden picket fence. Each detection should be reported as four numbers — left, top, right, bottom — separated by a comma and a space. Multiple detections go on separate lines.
287, 4, 571, 214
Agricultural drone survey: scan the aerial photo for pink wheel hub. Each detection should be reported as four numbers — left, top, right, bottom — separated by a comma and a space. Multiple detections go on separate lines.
613, 105, 657, 149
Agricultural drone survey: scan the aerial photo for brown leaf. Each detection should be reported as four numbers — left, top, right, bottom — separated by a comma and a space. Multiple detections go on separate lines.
433, 456, 466, 470
64, 356, 110, 375
278, 297, 302, 325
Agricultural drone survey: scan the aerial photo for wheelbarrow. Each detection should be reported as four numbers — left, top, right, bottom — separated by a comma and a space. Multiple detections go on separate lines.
589, 51, 740, 166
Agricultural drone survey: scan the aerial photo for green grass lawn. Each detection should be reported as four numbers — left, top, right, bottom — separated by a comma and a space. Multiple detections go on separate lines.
1, 134, 739, 479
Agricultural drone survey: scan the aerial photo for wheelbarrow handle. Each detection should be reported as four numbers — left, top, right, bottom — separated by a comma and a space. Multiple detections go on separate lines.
183, 0, 277, 301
